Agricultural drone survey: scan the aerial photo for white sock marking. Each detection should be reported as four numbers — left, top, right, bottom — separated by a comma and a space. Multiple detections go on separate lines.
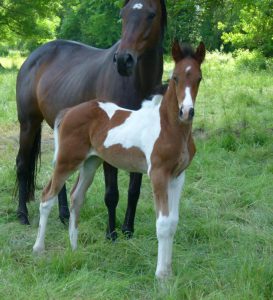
33, 197, 57, 253
155, 172, 185, 278
69, 209, 78, 250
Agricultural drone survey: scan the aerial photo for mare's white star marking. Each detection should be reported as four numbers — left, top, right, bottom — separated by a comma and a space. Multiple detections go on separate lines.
133, 3, 143, 10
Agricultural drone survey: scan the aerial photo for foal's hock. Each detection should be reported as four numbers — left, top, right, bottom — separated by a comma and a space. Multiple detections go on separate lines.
33, 41, 205, 279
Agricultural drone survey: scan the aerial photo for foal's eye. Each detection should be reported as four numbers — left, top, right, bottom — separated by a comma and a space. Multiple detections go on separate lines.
173, 75, 178, 84
148, 12, 156, 20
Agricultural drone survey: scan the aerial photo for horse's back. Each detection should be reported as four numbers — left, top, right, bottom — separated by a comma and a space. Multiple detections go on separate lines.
16, 40, 117, 126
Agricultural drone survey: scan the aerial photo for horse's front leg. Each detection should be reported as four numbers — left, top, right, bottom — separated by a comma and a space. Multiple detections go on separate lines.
151, 170, 185, 279
122, 172, 143, 238
103, 162, 119, 241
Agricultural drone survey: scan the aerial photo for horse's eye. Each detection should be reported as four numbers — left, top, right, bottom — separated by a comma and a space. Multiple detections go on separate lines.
198, 76, 202, 83
148, 12, 156, 20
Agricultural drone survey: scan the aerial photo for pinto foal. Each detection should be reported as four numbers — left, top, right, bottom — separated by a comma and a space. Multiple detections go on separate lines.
33, 41, 205, 279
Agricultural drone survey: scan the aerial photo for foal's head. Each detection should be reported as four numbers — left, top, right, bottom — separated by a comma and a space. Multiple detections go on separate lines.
171, 41, 205, 123
115, 0, 166, 76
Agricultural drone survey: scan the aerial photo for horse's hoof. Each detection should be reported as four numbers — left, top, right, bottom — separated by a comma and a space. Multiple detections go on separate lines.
106, 230, 118, 242
17, 212, 30, 225
121, 225, 134, 239
33, 244, 45, 254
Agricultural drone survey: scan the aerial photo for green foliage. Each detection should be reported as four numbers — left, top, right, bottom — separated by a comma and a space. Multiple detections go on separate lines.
220, 0, 273, 56
58, 0, 123, 48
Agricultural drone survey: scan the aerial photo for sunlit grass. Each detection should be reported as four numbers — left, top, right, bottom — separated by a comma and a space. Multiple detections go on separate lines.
0, 51, 273, 299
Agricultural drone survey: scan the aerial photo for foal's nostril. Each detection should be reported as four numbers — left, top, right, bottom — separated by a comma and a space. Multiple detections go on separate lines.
179, 108, 183, 118
189, 108, 195, 119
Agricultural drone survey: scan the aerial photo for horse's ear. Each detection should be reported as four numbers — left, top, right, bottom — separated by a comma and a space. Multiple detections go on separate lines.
195, 42, 206, 65
172, 40, 182, 63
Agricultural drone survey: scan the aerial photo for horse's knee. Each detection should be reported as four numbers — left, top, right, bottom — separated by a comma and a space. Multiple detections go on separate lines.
156, 214, 178, 239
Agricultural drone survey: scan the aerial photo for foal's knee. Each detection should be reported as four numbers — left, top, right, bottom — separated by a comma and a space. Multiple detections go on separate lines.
156, 214, 178, 239
104, 187, 119, 208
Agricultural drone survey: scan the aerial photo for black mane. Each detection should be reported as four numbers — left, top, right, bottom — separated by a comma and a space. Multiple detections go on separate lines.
180, 43, 196, 59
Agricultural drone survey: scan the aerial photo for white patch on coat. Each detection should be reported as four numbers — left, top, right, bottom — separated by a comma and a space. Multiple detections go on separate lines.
133, 3, 143, 10
155, 172, 185, 278
98, 102, 130, 119
103, 95, 163, 174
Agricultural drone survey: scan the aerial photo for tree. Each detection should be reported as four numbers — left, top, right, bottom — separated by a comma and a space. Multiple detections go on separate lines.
0, 0, 62, 49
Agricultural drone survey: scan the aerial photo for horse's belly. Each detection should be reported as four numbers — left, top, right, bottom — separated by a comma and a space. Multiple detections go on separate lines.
100, 145, 148, 174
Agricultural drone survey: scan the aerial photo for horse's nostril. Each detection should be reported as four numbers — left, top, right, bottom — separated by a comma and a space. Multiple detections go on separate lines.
125, 53, 134, 68
189, 108, 195, 119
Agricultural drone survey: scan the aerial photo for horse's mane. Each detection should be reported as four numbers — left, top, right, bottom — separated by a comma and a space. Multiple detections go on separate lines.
123, 0, 167, 33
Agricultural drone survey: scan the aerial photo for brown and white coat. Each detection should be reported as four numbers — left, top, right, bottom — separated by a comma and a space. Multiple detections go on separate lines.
33, 41, 205, 279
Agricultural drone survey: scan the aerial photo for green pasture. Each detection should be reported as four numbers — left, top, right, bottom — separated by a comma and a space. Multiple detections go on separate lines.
0, 52, 272, 299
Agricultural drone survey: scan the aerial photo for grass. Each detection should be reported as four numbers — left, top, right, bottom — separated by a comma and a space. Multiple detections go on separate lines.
0, 52, 273, 299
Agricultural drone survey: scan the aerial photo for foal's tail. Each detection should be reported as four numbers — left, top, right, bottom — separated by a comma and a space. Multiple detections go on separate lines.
53, 109, 69, 165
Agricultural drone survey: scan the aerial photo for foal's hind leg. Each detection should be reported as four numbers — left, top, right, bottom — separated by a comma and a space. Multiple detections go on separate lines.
69, 157, 102, 250
122, 172, 143, 238
16, 118, 42, 225
103, 162, 119, 241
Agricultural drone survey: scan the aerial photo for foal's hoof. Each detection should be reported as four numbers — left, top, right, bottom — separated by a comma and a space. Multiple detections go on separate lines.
59, 209, 70, 225
106, 230, 118, 242
121, 225, 134, 239
17, 211, 30, 225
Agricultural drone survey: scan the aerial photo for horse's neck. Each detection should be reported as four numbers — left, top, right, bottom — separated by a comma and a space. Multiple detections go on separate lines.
135, 46, 163, 98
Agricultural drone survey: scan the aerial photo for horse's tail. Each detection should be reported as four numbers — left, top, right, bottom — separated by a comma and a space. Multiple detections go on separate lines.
14, 124, 42, 202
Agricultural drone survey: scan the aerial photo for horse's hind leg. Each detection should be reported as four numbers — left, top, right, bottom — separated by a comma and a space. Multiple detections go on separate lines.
58, 185, 70, 224
103, 162, 119, 241
122, 172, 143, 238
69, 156, 102, 250
16, 118, 42, 225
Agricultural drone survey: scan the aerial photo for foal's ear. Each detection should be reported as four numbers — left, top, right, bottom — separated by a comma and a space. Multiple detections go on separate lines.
172, 40, 183, 63
195, 42, 206, 65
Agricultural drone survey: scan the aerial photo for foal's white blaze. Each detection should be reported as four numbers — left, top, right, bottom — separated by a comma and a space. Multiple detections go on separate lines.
180, 87, 193, 111
133, 3, 143, 10
103, 95, 162, 174
156, 172, 185, 278
185, 66, 192, 73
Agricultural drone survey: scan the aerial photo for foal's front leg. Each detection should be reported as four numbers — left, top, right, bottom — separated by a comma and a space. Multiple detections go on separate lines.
151, 171, 185, 279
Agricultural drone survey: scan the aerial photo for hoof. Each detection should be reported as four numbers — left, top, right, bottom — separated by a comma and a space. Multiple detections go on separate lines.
155, 268, 172, 280
17, 211, 30, 225
33, 244, 45, 254
59, 210, 70, 225
106, 230, 118, 242
121, 225, 134, 239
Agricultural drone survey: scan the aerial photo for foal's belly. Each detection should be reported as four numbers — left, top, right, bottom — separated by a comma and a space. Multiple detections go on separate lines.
99, 145, 148, 174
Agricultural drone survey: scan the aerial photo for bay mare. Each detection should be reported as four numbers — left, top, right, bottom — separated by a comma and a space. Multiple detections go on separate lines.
33, 41, 206, 279
15, 0, 167, 240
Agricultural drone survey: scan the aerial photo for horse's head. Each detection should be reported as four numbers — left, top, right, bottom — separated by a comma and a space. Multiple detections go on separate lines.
114, 0, 166, 76
171, 41, 205, 124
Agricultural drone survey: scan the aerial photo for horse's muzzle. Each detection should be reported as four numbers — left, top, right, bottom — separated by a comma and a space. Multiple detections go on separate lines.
114, 51, 136, 76
179, 107, 195, 122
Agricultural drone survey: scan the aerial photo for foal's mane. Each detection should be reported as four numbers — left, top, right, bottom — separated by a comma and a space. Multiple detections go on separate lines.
123, 0, 167, 34
179, 43, 196, 59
